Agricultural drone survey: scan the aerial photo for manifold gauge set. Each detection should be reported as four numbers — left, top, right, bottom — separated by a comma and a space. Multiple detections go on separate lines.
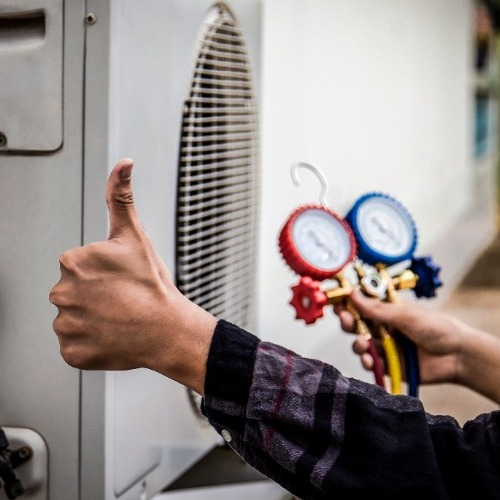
278, 162, 442, 398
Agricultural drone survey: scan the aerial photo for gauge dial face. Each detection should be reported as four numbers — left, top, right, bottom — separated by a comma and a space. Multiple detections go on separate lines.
292, 209, 353, 271
356, 197, 415, 258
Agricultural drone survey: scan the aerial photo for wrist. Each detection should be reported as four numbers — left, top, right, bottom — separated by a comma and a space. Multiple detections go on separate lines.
454, 322, 477, 386
456, 324, 500, 403
146, 288, 217, 395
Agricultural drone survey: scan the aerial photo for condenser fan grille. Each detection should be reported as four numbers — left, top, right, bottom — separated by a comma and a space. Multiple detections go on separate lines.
176, 4, 259, 329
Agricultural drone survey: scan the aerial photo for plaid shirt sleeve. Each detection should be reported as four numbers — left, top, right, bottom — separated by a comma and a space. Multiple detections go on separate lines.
202, 319, 500, 500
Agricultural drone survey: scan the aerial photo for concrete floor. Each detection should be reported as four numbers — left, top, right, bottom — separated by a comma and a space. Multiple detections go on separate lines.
419, 233, 500, 424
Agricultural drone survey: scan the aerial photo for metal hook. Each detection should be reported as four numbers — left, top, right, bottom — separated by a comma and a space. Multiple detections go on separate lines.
290, 162, 330, 208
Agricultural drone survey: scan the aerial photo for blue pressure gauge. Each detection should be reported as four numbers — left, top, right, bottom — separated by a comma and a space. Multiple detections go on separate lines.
345, 192, 418, 265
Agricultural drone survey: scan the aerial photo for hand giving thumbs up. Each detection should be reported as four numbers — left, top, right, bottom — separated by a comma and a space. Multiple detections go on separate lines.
49, 158, 216, 395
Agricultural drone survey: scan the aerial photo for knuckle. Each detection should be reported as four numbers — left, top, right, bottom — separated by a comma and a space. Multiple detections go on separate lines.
352, 341, 360, 355
59, 343, 84, 369
52, 314, 80, 337
369, 300, 385, 314
364, 299, 392, 322
342, 322, 354, 334
48, 286, 61, 306
353, 336, 369, 355
352, 339, 362, 355
108, 187, 134, 208
52, 315, 67, 336
49, 284, 75, 308
118, 190, 134, 205
59, 250, 77, 273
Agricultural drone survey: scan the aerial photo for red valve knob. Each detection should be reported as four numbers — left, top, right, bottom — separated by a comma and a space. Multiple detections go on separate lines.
290, 276, 328, 324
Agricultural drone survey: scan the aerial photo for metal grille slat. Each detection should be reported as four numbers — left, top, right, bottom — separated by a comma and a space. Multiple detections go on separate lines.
192, 67, 251, 82
185, 108, 254, 119
181, 138, 254, 155
194, 63, 250, 76
183, 114, 256, 125
198, 46, 249, 64
183, 158, 256, 178
194, 59, 250, 74
180, 149, 253, 165
205, 25, 243, 41
189, 86, 253, 99
192, 75, 253, 90
181, 130, 255, 144
185, 95, 252, 106
202, 37, 248, 55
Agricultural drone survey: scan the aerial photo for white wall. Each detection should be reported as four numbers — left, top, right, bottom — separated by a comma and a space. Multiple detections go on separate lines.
256, 0, 497, 377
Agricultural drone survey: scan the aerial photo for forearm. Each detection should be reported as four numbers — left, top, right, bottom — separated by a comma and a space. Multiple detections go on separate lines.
457, 325, 500, 404
202, 320, 500, 499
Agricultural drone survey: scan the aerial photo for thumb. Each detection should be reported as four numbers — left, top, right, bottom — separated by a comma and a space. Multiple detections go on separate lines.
349, 289, 401, 326
106, 158, 142, 240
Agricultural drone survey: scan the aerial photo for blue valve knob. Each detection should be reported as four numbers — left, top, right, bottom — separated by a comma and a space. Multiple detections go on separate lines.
410, 256, 443, 298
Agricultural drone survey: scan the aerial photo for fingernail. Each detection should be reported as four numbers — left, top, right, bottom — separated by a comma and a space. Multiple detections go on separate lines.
120, 163, 133, 181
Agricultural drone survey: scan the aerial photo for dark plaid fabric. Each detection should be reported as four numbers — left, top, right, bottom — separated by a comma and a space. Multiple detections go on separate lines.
202, 319, 500, 499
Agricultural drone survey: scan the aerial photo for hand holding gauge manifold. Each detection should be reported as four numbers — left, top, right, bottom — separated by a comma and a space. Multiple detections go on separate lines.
278, 163, 442, 396
345, 192, 442, 396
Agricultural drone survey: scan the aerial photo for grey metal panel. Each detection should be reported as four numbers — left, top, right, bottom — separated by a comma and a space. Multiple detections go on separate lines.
0, 1, 85, 499
0, 0, 63, 152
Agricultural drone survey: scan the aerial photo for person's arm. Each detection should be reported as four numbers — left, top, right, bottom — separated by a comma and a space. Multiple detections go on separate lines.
203, 319, 500, 500
50, 159, 500, 499
335, 291, 500, 404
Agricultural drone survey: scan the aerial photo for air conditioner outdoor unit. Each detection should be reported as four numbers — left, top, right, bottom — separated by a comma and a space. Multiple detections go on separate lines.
0, 1, 268, 499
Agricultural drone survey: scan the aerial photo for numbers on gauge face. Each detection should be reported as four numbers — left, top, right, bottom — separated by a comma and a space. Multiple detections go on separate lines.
356, 197, 415, 258
292, 209, 353, 271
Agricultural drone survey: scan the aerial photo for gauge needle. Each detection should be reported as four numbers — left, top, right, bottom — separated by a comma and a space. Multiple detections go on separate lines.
308, 229, 335, 258
371, 216, 399, 244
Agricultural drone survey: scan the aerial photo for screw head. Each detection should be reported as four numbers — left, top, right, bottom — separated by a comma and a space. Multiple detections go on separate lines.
85, 13, 97, 25
0, 132, 7, 147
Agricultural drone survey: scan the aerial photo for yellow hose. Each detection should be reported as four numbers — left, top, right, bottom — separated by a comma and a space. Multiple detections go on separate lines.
380, 326, 403, 395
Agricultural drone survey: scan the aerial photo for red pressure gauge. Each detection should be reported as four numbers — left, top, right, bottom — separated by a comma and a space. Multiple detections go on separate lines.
279, 204, 357, 281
